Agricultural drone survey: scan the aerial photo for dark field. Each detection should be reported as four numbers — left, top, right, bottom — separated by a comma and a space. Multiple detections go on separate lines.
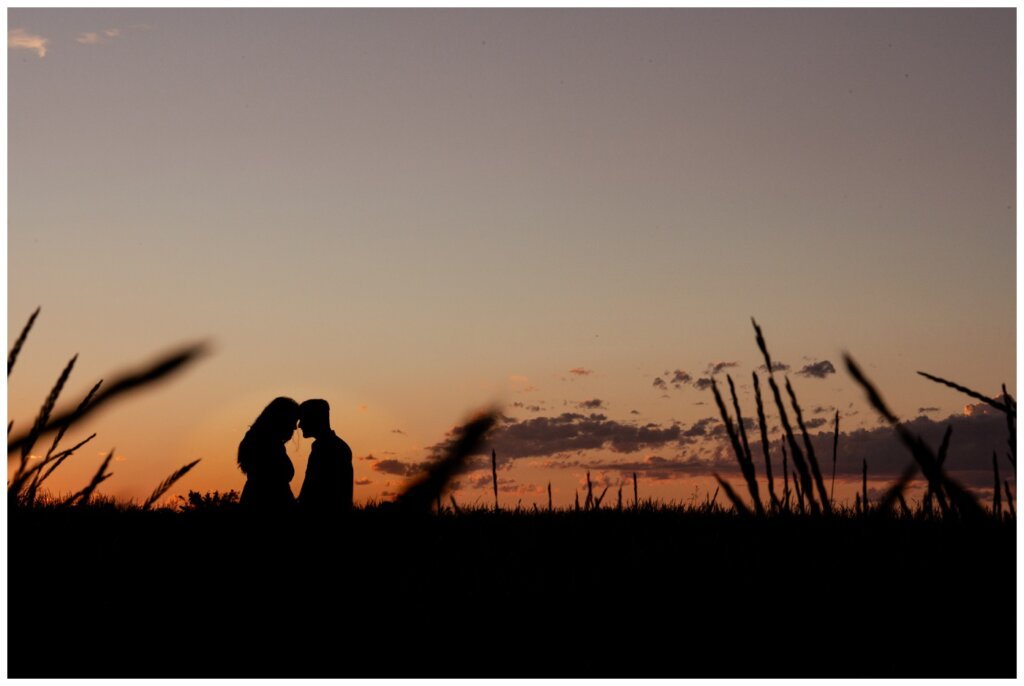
10, 503, 1015, 678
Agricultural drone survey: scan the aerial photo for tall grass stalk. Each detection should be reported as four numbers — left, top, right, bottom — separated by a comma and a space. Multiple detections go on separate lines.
877, 462, 918, 515
17, 355, 78, 479
396, 411, 497, 513
1002, 384, 1016, 468
830, 410, 840, 506
65, 448, 114, 506
992, 452, 1001, 519
784, 376, 831, 514
8, 342, 209, 456
751, 319, 819, 514
916, 370, 1010, 413
143, 459, 201, 510
7, 306, 40, 377
491, 448, 499, 512
845, 355, 985, 520
711, 377, 764, 515
752, 372, 778, 509
861, 459, 868, 515
781, 440, 790, 512
713, 474, 751, 517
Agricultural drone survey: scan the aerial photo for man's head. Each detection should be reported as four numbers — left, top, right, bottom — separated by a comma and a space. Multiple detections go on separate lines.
298, 399, 332, 439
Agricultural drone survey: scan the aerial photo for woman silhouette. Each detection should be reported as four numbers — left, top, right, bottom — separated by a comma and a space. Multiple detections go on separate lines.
238, 397, 300, 511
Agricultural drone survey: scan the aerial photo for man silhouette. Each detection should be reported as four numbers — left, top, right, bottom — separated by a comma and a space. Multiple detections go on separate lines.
297, 399, 353, 516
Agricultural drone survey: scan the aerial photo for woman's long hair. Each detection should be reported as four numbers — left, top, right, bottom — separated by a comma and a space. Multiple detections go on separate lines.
238, 396, 299, 474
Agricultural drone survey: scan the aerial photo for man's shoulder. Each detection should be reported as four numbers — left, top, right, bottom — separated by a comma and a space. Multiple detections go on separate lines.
326, 432, 352, 457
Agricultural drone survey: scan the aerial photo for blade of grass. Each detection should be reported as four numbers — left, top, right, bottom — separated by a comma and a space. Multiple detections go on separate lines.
751, 319, 819, 515
143, 459, 201, 510
830, 410, 840, 506
8, 306, 40, 377
752, 372, 778, 509
992, 452, 1001, 520
11, 433, 97, 500
8, 343, 209, 456
781, 440, 790, 513
877, 462, 919, 515
395, 410, 497, 513
712, 376, 763, 515
64, 448, 114, 506
491, 448, 499, 512
785, 376, 831, 514
16, 355, 77, 480
1002, 384, 1016, 469
916, 371, 1010, 414
862, 459, 869, 515
43, 380, 102, 466
713, 474, 751, 517
846, 355, 985, 520
727, 374, 764, 515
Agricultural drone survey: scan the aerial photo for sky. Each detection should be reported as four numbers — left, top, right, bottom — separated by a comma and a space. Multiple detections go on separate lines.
7, 9, 1016, 508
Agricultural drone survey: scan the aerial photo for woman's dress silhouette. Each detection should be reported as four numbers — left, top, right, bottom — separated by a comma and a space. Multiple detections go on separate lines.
238, 397, 299, 511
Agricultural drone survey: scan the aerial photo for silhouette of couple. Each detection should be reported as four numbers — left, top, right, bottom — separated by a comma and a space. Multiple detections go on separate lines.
237, 397, 353, 516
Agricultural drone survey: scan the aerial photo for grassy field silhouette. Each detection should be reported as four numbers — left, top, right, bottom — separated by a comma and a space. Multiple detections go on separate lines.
7, 310, 1016, 677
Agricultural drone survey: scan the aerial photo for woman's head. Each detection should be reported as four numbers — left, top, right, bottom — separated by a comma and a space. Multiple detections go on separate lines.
249, 396, 300, 443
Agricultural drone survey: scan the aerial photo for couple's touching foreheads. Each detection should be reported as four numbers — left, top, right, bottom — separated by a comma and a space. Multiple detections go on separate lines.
237, 397, 353, 516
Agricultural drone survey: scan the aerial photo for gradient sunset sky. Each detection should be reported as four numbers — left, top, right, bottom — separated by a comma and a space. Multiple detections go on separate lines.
7, 9, 1015, 507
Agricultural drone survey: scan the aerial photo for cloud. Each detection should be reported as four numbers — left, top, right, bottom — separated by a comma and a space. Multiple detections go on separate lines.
360, 454, 376, 461
802, 417, 828, 429
652, 377, 667, 391
76, 27, 123, 45
354, 478, 372, 486
693, 378, 713, 391
583, 454, 736, 481
681, 417, 717, 438
707, 361, 739, 375
575, 398, 606, 410
564, 410, 1009, 493
9, 28, 48, 58
569, 367, 593, 376
758, 362, 791, 373
630, 410, 640, 415
667, 370, 692, 389
423, 412, 684, 463
964, 402, 1000, 417
371, 459, 419, 476
390, 429, 406, 435
917, 407, 940, 414
796, 360, 836, 379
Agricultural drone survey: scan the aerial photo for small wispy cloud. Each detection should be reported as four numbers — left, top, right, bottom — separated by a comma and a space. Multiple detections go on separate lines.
796, 360, 836, 379
9, 28, 49, 58
77, 27, 127, 46
568, 367, 593, 376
